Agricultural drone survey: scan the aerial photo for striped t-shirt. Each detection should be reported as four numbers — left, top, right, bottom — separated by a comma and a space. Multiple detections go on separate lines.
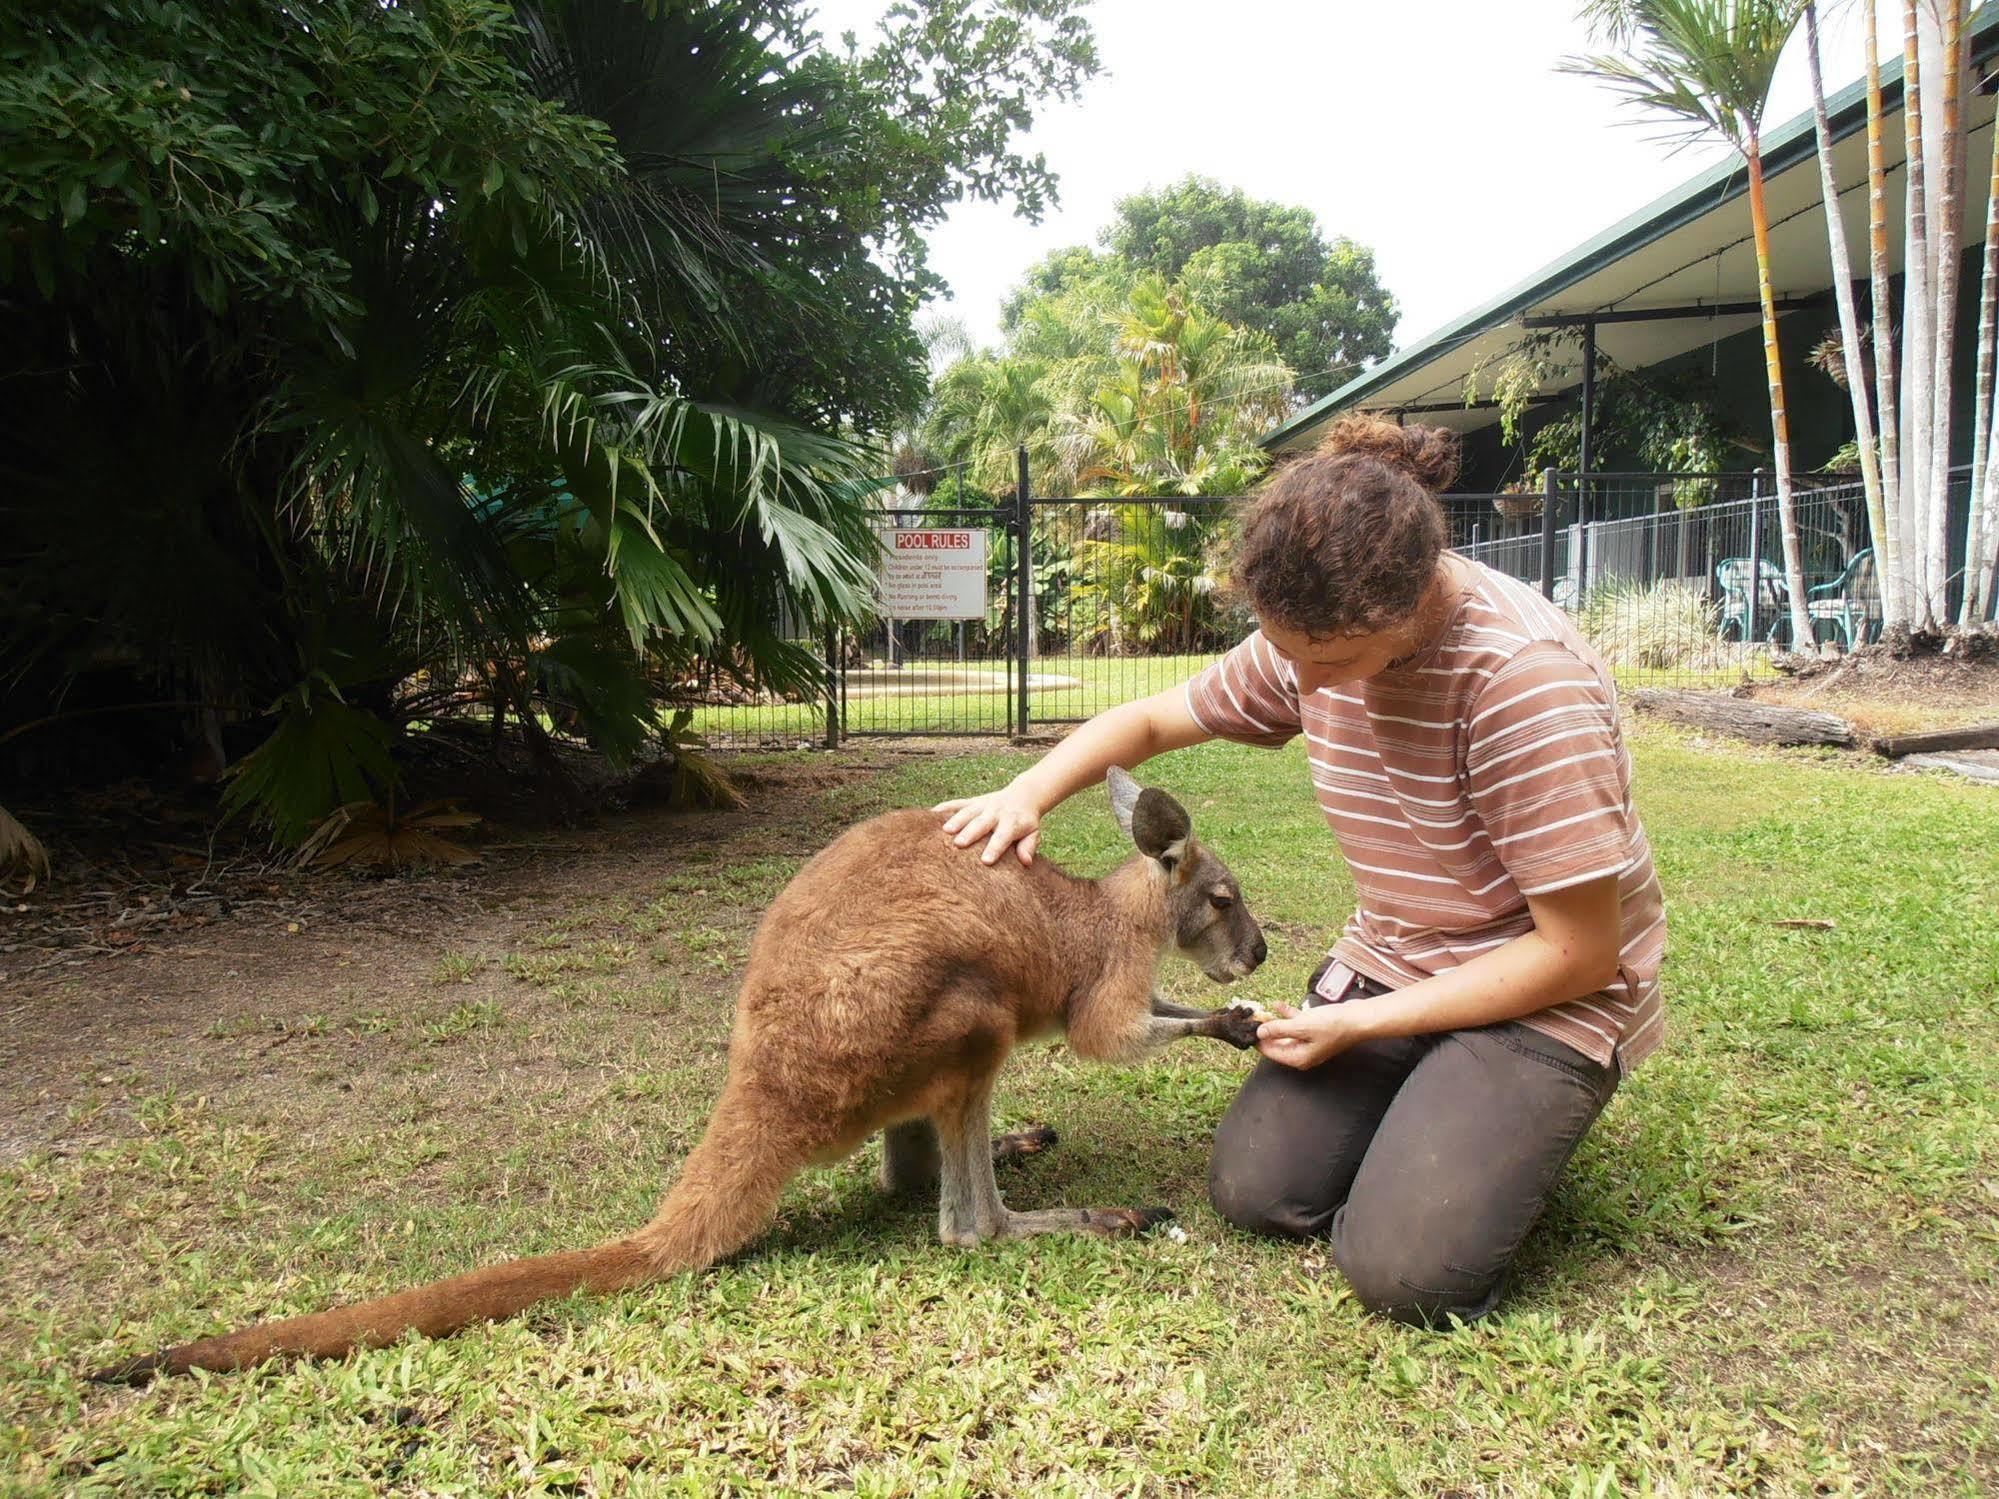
1185, 558, 1666, 1071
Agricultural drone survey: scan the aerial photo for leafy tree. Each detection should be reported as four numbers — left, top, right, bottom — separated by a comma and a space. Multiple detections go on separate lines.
1008, 176, 1398, 394
928, 269, 1290, 652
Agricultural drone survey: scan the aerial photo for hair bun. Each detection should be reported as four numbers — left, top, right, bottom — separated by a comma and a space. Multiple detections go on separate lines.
1317, 414, 1460, 493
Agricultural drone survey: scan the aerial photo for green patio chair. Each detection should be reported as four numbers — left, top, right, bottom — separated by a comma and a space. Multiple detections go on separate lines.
1715, 557, 1789, 643
1806, 548, 1882, 651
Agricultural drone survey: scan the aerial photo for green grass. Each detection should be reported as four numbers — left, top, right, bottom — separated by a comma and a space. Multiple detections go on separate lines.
4, 729, 1997, 1494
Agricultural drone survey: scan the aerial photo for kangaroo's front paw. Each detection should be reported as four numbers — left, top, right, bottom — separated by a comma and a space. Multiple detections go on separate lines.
992, 1125, 1060, 1166
1212, 1002, 1269, 1050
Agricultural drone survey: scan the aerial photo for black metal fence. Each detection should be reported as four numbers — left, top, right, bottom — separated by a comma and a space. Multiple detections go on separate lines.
683, 484, 1251, 745
1459, 470, 1882, 686
683, 456, 1986, 747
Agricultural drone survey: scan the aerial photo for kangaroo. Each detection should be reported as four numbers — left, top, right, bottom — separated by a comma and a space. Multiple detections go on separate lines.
93, 767, 1268, 1382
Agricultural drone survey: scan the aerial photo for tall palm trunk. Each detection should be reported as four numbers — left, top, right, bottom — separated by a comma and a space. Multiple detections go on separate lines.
1746, 126, 1816, 650
1925, 2, 1967, 625
1898, 0, 1934, 626
1807, 1, 1887, 631
1964, 30, 1999, 623
1865, 0, 1907, 626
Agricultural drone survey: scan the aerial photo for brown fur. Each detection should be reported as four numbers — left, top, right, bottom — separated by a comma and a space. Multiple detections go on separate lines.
93, 772, 1266, 1381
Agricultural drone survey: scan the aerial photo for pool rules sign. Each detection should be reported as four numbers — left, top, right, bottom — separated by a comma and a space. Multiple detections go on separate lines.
876, 527, 988, 620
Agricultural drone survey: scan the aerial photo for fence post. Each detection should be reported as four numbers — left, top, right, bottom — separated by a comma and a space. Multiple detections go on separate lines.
1746, 468, 1765, 644
822, 627, 840, 750
1539, 469, 1559, 599
1015, 446, 1032, 739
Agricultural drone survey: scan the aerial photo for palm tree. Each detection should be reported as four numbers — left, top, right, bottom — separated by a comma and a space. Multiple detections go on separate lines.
1895, 0, 1934, 629
1921, 2, 1969, 625
927, 355, 1064, 492
1805, 1, 1890, 629
1965, 18, 1999, 624
1864, 0, 1907, 627
1566, 0, 1815, 650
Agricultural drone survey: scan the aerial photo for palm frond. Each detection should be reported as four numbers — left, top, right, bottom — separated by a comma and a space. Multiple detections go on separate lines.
1560, 0, 1808, 151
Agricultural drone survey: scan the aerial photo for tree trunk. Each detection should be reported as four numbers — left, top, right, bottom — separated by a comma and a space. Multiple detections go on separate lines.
1746, 134, 1817, 651
1926, 2, 1967, 624
1966, 31, 1999, 625
1865, 0, 1907, 626
1629, 689, 1856, 747
1899, 0, 1934, 627
1808, 1, 1889, 627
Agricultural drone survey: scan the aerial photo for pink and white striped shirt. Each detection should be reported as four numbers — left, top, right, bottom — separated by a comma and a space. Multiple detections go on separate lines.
1185, 558, 1666, 1071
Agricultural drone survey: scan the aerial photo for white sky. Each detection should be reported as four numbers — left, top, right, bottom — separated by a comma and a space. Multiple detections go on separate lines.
809, 0, 1878, 396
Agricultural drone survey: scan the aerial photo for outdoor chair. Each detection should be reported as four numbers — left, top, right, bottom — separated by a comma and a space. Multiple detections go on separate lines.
1805, 548, 1882, 651
1715, 557, 1791, 644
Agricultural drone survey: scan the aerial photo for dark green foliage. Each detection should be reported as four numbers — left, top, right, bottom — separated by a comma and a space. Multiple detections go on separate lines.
0, 0, 1097, 840
221, 685, 402, 849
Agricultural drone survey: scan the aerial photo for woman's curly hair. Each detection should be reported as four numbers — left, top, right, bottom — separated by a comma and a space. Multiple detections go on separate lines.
1231, 414, 1459, 637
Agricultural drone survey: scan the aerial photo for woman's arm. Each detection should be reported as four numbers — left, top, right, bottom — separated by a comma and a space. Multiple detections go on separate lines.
1254, 874, 1623, 1069
933, 685, 1214, 865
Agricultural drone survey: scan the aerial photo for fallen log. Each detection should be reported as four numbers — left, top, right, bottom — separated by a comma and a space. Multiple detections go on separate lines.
1628, 690, 1857, 747
1870, 721, 1999, 758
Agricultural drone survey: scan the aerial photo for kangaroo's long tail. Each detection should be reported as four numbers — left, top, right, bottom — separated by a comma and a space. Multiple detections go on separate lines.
91, 1089, 795, 1382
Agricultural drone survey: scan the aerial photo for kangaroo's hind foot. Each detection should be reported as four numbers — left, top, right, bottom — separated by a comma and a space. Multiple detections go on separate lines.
933, 1082, 1173, 1248
997, 1205, 1176, 1238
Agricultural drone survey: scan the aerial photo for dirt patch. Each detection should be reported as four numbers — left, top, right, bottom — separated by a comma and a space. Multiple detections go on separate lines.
1748, 639, 1999, 737
0, 747, 952, 1167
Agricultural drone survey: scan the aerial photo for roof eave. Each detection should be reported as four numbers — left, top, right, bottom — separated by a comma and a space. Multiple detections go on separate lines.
1260, 17, 1999, 451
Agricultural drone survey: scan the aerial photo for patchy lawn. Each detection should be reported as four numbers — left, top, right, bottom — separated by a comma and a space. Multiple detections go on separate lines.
2, 726, 1995, 1495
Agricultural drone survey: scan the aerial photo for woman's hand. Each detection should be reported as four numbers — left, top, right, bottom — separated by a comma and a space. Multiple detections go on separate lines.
1255, 1001, 1369, 1070
933, 784, 1043, 866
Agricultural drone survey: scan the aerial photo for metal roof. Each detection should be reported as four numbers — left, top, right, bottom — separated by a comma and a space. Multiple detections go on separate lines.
1264, 13, 1999, 450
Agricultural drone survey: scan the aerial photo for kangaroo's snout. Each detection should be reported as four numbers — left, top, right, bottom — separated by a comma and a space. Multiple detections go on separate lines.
1208, 923, 1267, 983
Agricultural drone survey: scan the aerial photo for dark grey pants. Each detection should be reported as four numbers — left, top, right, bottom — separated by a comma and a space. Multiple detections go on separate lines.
1208, 975, 1618, 1328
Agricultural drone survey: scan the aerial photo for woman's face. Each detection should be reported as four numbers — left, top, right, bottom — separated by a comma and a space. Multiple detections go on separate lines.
1259, 616, 1418, 695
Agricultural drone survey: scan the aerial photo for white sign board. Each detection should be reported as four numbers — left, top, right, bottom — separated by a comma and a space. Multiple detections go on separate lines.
876, 528, 988, 621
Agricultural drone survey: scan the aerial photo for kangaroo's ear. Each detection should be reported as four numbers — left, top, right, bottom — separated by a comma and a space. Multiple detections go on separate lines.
1131, 787, 1192, 870
1106, 765, 1142, 837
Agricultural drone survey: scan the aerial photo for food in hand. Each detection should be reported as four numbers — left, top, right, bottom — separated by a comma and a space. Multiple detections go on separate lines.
1227, 999, 1274, 1024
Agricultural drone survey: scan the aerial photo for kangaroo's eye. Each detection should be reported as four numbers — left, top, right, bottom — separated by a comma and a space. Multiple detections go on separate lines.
1209, 892, 1234, 910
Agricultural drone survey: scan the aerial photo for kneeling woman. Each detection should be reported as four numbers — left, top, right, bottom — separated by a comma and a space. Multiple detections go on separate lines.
934, 417, 1665, 1326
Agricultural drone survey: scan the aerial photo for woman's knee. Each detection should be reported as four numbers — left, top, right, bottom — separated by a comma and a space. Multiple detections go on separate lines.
1332, 1215, 1504, 1328
1207, 1137, 1329, 1239
1206, 1132, 1282, 1234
